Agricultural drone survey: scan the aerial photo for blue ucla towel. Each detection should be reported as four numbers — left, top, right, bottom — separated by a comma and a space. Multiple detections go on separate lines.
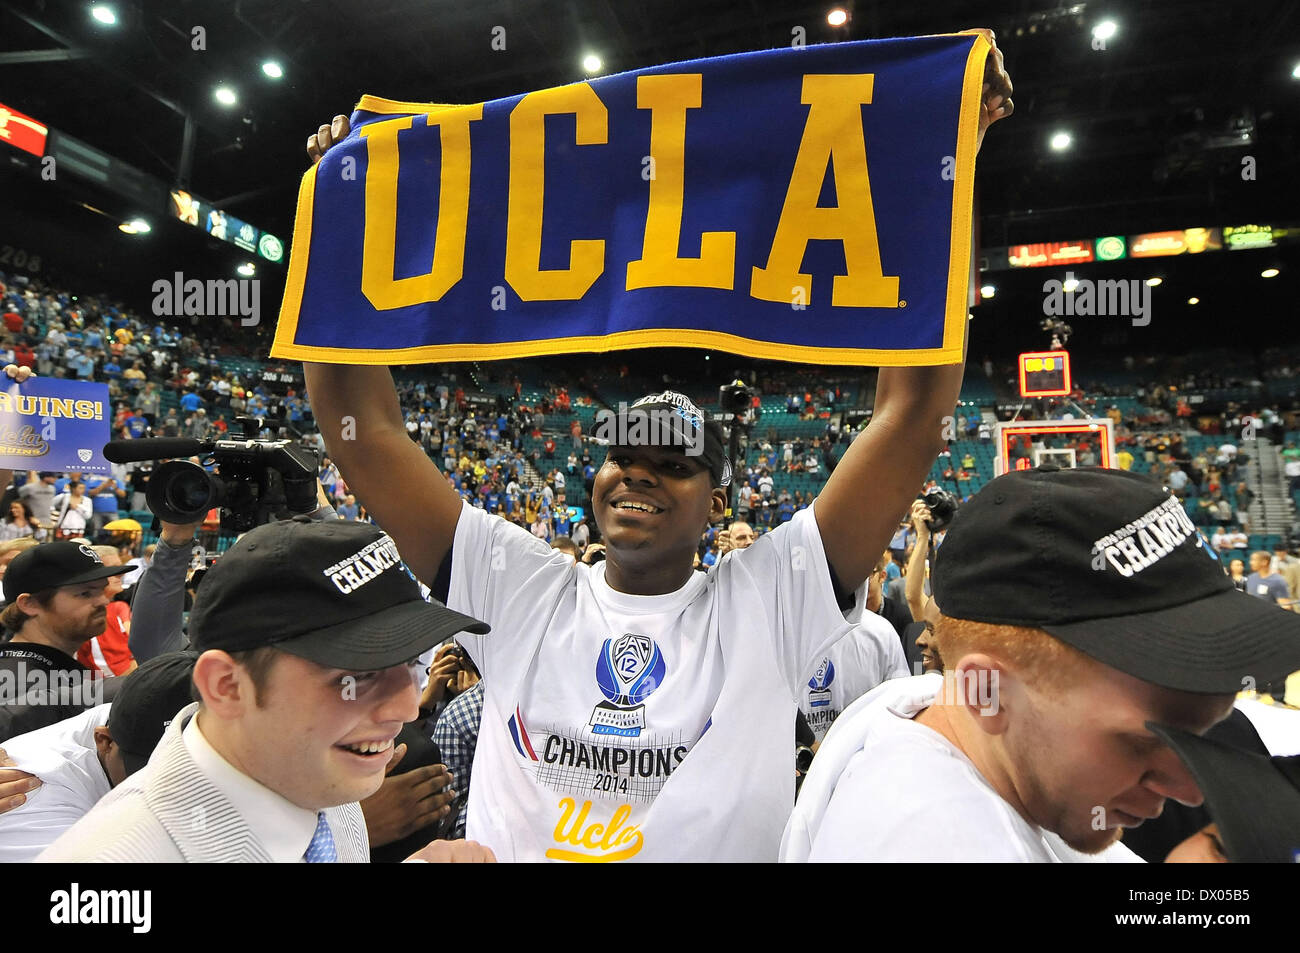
272, 32, 988, 367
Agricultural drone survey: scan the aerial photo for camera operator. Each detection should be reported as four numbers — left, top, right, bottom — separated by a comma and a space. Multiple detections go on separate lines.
904, 495, 949, 623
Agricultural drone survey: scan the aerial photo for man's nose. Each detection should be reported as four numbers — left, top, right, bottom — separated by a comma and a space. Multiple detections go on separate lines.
371, 664, 421, 726
621, 460, 658, 485
1141, 747, 1205, 808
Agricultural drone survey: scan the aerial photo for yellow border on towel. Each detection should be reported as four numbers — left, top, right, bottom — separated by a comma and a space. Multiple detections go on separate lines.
272, 34, 990, 367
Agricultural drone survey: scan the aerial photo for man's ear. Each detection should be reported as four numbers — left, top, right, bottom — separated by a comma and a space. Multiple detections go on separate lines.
950, 654, 1010, 735
709, 489, 729, 524
92, 725, 115, 760
192, 650, 255, 717
14, 592, 41, 616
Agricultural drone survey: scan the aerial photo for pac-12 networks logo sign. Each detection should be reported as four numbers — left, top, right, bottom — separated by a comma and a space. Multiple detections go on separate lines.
807, 657, 835, 709
590, 633, 665, 737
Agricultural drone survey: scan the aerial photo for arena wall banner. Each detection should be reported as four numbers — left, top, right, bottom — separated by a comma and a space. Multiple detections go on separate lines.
272, 32, 989, 367
0, 378, 112, 474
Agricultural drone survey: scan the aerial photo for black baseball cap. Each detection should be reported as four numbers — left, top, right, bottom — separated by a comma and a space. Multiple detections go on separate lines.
2, 541, 130, 603
188, 517, 489, 671
1148, 721, 1300, 862
110, 651, 199, 777
932, 466, 1300, 694
599, 390, 731, 487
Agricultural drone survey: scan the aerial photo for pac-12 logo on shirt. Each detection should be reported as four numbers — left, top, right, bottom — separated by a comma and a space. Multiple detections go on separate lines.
807, 657, 835, 709
590, 633, 665, 737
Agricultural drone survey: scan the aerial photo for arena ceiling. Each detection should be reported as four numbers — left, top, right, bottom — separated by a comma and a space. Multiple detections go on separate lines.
2, 0, 1297, 358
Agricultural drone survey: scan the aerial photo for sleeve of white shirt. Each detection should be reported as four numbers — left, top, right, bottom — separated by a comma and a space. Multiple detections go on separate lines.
0, 705, 112, 864
725, 499, 853, 699
446, 501, 574, 678
834, 614, 911, 700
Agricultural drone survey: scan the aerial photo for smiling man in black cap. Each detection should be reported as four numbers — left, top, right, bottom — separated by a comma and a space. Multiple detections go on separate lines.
39, 518, 494, 862
782, 466, 1300, 862
0, 542, 131, 740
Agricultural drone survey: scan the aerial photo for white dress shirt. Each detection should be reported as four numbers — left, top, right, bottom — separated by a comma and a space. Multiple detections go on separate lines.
0, 704, 112, 863
184, 712, 322, 862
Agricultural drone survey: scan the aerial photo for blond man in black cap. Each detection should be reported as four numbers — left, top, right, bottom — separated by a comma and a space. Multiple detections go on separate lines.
783, 466, 1300, 862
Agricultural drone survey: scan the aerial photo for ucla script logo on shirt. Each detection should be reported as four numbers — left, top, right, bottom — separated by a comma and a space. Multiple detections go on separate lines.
590, 633, 666, 737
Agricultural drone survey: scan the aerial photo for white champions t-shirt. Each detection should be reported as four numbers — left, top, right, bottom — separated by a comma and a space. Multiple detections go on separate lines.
781, 674, 1143, 863
448, 500, 850, 862
799, 611, 908, 743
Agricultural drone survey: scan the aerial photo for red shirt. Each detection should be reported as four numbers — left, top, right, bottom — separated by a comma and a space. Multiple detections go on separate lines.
2, 311, 22, 333
76, 602, 134, 676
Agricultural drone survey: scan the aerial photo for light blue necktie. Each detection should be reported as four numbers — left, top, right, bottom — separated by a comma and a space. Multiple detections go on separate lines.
304, 812, 338, 863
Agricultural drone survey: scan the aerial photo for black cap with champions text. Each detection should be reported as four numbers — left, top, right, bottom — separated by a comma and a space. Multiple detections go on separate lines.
597, 390, 731, 488
932, 466, 1300, 694
2, 541, 130, 603
189, 517, 489, 671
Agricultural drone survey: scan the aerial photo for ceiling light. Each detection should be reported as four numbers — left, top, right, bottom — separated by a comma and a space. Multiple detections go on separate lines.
1187, 297, 1199, 305
827, 9, 848, 27
1092, 20, 1117, 41
214, 86, 237, 107
1063, 277, 1079, 293
980, 284, 995, 299
1145, 277, 1162, 287
1292, 63, 1300, 80
262, 61, 283, 79
1050, 131, 1072, 151
237, 262, 256, 277
118, 219, 150, 235
90, 4, 117, 26
1261, 268, 1279, 278
582, 54, 602, 74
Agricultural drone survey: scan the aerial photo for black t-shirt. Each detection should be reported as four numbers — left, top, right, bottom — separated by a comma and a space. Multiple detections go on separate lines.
0, 642, 98, 741
875, 594, 914, 639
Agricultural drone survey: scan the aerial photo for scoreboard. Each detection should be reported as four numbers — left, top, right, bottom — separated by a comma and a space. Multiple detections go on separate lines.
1017, 351, 1071, 398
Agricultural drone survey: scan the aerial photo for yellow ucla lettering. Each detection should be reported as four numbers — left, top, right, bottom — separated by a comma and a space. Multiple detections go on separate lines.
625, 73, 735, 291
545, 799, 644, 862
750, 74, 899, 308
505, 84, 608, 301
360, 106, 483, 310
73, 400, 96, 420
